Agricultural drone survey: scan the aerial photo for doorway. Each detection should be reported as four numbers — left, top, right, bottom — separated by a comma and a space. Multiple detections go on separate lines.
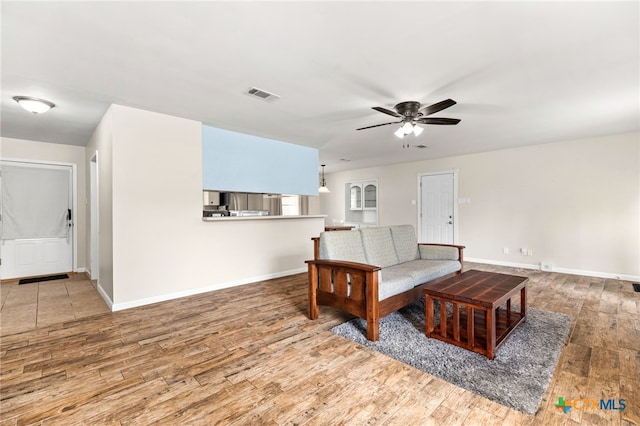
0, 160, 75, 279
418, 171, 457, 244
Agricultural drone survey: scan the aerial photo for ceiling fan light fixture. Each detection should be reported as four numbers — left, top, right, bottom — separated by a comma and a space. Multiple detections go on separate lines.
356, 99, 460, 143
13, 96, 55, 114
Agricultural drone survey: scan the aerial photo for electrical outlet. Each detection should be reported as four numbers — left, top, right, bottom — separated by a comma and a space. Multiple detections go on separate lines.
520, 248, 527, 255
528, 249, 534, 256
503, 247, 509, 254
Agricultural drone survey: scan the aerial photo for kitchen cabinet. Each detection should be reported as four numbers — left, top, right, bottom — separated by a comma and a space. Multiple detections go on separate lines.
349, 181, 377, 210
350, 184, 362, 210
364, 183, 377, 209
203, 191, 221, 206
344, 179, 378, 226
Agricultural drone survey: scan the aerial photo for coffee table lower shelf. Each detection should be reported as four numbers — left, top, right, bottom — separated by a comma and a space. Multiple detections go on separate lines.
425, 300, 525, 360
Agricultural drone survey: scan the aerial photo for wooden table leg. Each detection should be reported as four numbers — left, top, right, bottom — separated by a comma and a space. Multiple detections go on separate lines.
486, 307, 496, 360
425, 296, 435, 337
521, 286, 527, 320
467, 305, 474, 347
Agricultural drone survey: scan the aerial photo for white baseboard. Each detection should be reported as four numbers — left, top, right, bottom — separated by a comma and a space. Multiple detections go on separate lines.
96, 283, 114, 310
111, 267, 307, 312
466, 257, 640, 282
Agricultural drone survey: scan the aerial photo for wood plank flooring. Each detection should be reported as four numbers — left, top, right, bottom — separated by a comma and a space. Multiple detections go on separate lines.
0, 263, 638, 425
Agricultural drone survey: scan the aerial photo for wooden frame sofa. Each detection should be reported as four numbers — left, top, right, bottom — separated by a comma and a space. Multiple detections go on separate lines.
306, 225, 465, 341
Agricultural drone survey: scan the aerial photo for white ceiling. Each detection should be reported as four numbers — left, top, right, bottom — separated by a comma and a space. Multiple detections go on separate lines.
2, 1, 638, 173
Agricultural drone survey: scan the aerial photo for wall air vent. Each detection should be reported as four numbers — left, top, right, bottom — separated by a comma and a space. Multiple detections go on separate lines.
244, 87, 280, 102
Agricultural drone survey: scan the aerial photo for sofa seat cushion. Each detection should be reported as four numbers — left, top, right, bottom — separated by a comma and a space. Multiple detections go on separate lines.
386, 260, 462, 286
379, 269, 415, 301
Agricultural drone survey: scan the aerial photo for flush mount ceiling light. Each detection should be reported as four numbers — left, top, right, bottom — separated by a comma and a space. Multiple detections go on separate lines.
319, 164, 330, 193
13, 96, 56, 114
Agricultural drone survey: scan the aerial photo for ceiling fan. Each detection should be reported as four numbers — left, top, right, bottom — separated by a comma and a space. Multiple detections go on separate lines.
356, 99, 461, 138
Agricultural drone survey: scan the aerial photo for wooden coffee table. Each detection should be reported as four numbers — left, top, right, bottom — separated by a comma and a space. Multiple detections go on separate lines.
424, 269, 528, 360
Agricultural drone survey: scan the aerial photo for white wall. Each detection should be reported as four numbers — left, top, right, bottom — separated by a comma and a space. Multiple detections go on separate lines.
106, 105, 324, 308
322, 132, 640, 280
85, 108, 114, 302
1, 137, 88, 273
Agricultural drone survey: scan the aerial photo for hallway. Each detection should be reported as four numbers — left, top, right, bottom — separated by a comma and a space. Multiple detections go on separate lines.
0, 273, 110, 336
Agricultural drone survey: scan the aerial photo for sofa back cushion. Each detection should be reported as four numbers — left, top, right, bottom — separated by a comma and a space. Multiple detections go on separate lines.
360, 227, 399, 268
319, 230, 367, 263
390, 225, 420, 263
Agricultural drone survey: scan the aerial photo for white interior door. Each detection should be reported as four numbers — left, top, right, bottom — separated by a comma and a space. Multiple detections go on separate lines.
1, 161, 73, 279
419, 172, 455, 244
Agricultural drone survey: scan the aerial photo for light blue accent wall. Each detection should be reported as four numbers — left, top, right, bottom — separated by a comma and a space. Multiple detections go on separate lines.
202, 125, 319, 196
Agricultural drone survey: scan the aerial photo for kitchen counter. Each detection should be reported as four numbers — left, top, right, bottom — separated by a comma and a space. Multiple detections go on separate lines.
324, 226, 355, 231
202, 215, 326, 222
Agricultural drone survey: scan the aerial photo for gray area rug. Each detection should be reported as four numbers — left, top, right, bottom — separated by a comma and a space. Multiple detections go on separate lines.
331, 299, 572, 415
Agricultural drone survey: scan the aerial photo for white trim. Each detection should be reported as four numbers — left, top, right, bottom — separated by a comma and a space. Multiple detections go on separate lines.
96, 282, 114, 310
417, 169, 459, 244
89, 151, 100, 281
110, 267, 307, 312
466, 257, 640, 282
71, 163, 78, 273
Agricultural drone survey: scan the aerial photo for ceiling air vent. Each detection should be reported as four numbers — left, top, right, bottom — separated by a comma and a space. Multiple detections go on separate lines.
244, 87, 280, 102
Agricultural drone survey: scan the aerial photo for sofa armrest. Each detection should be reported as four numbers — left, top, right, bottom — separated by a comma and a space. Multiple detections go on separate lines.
305, 259, 381, 273
311, 237, 320, 260
418, 243, 465, 271
306, 259, 382, 339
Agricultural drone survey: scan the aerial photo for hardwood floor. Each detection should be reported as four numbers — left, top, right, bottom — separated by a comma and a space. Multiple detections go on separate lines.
0, 263, 638, 425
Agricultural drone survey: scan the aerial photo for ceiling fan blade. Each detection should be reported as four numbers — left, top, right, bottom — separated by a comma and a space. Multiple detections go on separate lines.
419, 99, 457, 116
372, 106, 402, 118
415, 117, 461, 125
356, 121, 401, 130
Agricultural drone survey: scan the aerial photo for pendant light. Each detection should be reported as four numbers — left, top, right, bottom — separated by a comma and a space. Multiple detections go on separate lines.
319, 164, 330, 193
13, 96, 55, 114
